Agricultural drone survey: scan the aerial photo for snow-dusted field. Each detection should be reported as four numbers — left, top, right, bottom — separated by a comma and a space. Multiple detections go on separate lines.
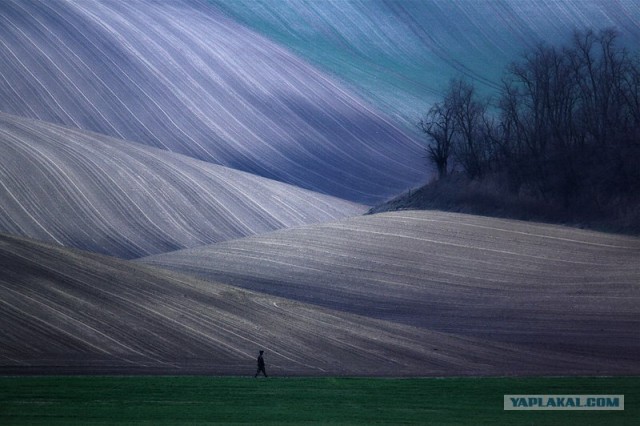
0, 112, 363, 258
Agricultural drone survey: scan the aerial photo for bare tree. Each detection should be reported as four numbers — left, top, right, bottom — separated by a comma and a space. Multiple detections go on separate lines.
496, 28, 639, 205
419, 28, 639, 223
500, 42, 581, 199
420, 101, 455, 179
420, 79, 492, 180
448, 79, 491, 179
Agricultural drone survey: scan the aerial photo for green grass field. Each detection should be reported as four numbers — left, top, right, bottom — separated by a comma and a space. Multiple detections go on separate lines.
0, 376, 636, 425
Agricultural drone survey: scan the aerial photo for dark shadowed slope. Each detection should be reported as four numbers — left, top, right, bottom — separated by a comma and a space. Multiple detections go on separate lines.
0, 112, 364, 259
1, 232, 635, 376
0, 0, 424, 204
141, 210, 640, 369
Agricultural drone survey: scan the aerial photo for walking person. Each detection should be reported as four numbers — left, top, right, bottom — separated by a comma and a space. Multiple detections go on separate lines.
254, 350, 268, 378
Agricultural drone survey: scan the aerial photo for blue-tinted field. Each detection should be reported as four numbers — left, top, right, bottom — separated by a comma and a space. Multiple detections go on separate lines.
211, 0, 640, 126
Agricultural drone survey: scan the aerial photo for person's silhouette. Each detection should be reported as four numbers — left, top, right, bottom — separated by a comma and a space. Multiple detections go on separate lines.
254, 350, 268, 377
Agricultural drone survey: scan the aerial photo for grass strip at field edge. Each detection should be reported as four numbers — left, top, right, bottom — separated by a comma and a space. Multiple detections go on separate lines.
0, 376, 637, 425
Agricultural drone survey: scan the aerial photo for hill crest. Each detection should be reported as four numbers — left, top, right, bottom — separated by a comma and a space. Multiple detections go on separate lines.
0, 112, 364, 258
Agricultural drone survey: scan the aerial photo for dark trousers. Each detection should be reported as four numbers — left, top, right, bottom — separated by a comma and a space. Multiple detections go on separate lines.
255, 366, 268, 377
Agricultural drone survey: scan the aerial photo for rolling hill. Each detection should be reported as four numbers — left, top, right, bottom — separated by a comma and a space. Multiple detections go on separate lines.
0, 0, 424, 204
212, 0, 640, 127
1, 0, 639, 378
1, 231, 635, 376
141, 210, 640, 368
0, 112, 363, 259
